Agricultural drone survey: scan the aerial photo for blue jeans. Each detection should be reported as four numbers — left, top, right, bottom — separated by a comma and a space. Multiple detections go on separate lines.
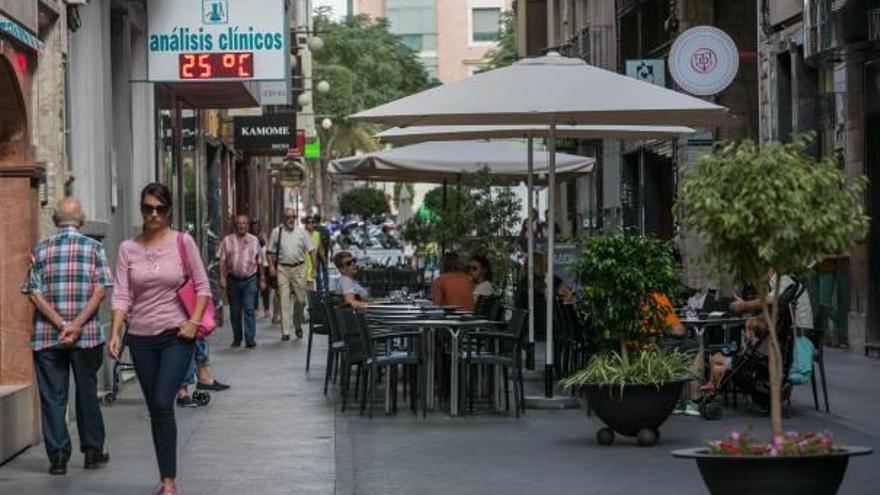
127, 329, 194, 479
34, 345, 106, 462
181, 337, 208, 387
228, 274, 258, 344
315, 259, 330, 294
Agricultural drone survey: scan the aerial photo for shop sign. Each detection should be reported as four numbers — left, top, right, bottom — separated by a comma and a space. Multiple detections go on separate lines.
304, 139, 320, 159
0, 13, 44, 54
625, 59, 665, 87
233, 113, 295, 153
669, 26, 739, 96
146, 0, 288, 82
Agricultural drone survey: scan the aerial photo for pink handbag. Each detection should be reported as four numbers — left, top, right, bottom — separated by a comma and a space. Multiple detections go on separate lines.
176, 233, 217, 338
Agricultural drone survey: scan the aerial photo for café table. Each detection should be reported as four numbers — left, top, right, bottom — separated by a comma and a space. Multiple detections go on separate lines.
368, 314, 502, 416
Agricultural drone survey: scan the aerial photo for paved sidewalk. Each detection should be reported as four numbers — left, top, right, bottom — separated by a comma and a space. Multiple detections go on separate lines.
0, 318, 336, 495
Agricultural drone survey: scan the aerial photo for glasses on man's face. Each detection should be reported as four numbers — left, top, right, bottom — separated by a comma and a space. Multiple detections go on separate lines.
469, 265, 480, 272
141, 204, 169, 217
284, 216, 296, 221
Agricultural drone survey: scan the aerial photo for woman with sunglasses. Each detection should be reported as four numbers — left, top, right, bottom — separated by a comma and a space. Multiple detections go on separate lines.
333, 250, 369, 309
469, 254, 496, 303
109, 183, 211, 495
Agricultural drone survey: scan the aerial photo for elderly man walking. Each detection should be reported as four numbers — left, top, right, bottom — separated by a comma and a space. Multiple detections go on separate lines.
220, 214, 265, 348
267, 208, 315, 340
21, 197, 113, 475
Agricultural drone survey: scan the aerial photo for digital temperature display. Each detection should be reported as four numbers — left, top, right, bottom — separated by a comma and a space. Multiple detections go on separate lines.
178, 52, 254, 79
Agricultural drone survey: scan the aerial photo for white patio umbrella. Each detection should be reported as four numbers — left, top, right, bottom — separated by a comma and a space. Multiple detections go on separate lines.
375, 124, 695, 145
350, 52, 732, 397
327, 140, 594, 183
373, 124, 696, 372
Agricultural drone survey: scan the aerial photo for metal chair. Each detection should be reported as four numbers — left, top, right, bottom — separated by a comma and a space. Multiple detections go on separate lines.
460, 308, 528, 417
306, 291, 328, 372
809, 305, 832, 412
320, 298, 346, 396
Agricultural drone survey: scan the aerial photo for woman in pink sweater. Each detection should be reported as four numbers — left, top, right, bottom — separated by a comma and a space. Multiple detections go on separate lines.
109, 183, 211, 495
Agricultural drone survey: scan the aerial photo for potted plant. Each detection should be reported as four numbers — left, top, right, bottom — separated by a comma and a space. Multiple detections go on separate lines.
560, 233, 693, 446
672, 136, 873, 494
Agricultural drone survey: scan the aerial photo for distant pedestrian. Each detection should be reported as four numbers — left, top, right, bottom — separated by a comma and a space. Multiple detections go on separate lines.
220, 214, 265, 348
22, 197, 113, 475
109, 182, 211, 495
176, 336, 228, 408
267, 208, 316, 340
251, 220, 272, 319
313, 215, 331, 293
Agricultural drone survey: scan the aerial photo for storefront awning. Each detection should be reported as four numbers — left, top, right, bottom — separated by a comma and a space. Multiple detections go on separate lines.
161, 81, 260, 109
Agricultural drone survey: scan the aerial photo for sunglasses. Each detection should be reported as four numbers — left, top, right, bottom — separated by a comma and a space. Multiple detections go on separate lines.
141, 204, 169, 217
345, 258, 358, 267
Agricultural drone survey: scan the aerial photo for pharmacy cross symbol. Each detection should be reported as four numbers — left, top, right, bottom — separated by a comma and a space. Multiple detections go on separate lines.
203, 0, 229, 25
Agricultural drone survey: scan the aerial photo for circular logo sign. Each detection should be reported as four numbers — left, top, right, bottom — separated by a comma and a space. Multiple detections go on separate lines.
669, 26, 739, 96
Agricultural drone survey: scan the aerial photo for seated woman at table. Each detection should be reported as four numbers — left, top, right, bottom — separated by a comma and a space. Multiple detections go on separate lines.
469, 254, 496, 303
333, 251, 369, 309
431, 252, 474, 310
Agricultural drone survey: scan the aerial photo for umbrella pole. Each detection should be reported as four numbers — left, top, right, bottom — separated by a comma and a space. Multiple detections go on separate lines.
441, 179, 448, 254
545, 123, 556, 398
527, 136, 536, 370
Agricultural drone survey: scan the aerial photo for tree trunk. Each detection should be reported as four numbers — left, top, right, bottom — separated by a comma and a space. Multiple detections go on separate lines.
761, 281, 784, 438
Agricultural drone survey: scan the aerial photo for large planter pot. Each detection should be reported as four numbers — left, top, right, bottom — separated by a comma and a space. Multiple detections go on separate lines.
672, 447, 873, 495
584, 379, 686, 446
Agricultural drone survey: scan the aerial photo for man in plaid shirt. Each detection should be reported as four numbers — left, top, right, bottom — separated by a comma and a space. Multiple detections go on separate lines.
21, 197, 113, 475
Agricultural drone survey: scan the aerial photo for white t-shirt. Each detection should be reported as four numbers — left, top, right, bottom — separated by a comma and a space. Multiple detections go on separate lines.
268, 226, 315, 265
473, 280, 496, 300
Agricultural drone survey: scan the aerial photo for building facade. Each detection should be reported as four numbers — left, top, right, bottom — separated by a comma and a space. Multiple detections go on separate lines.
357, 0, 512, 82
758, 0, 880, 354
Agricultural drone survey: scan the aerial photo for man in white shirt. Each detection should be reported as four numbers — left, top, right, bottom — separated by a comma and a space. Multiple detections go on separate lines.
267, 208, 316, 340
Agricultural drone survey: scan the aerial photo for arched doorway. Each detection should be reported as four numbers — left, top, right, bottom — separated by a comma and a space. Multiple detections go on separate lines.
0, 56, 29, 165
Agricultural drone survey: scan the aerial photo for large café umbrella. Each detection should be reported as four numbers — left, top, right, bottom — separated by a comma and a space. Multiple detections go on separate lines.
328, 140, 595, 183
374, 124, 695, 371
351, 52, 732, 396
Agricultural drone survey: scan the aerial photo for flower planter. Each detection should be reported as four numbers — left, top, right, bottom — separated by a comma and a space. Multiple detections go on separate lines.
672, 447, 873, 495
584, 379, 686, 446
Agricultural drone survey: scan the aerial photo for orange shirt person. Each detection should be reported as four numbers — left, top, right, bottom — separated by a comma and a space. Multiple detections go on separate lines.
431, 252, 475, 311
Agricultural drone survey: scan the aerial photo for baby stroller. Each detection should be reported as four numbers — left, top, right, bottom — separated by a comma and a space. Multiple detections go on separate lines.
699, 280, 802, 420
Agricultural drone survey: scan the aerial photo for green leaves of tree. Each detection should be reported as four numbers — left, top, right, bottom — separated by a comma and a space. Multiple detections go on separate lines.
312, 12, 430, 157
572, 234, 679, 354
677, 135, 869, 288
339, 186, 387, 218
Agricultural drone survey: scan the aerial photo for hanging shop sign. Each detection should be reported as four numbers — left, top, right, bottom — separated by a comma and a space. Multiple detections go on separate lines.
146, 0, 288, 82
304, 139, 320, 159
233, 113, 295, 153
668, 26, 739, 96
0, 12, 44, 54
625, 59, 665, 87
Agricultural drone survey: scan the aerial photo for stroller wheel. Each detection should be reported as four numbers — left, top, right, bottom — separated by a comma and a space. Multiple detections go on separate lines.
102, 393, 116, 406
193, 390, 211, 406
700, 401, 723, 421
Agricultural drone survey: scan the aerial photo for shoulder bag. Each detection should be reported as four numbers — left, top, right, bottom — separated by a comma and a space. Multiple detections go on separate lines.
176, 232, 217, 338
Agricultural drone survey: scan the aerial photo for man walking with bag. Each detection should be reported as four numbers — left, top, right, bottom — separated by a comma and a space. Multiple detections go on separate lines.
219, 214, 265, 348
21, 197, 113, 475
267, 208, 315, 340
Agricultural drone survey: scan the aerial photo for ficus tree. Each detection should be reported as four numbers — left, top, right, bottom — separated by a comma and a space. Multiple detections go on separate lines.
677, 135, 869, 437
571, 233, 680, 365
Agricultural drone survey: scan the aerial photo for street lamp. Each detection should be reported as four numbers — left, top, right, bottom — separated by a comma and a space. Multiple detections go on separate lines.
321, 118, 333, 130
308, 36, 324, 52
297, 92, 312, 106
317, 80, 330, 94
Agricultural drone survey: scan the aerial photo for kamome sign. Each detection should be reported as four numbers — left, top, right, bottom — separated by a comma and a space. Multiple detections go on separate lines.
668, 26, 739, 96
233, 114, 295, 152
147, 0, 287, 82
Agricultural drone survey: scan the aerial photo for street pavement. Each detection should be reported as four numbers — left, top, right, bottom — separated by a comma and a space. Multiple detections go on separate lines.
2, 319, 880, 494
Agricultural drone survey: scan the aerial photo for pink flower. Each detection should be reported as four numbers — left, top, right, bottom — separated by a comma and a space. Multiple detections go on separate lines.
730, 431, 741, 441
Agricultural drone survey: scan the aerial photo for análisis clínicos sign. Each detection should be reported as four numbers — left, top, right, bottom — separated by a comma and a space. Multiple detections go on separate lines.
147, 0, 287, 82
